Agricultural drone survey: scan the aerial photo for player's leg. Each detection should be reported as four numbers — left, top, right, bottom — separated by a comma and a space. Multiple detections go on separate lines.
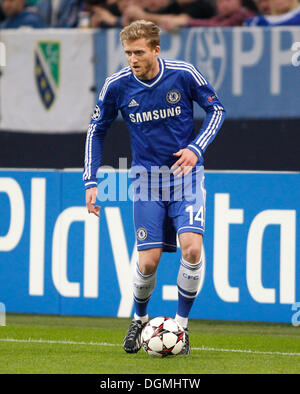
123, 196, 166, 353
123, 248, 162, 353
176, 232, 204, 354
176, 232, 203, 328
132, 198, 166, 322
169, 167, 206, 354
133, 248, 162, 322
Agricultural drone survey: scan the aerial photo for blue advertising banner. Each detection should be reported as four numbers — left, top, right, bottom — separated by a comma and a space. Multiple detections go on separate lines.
94, 27, 300, 119
0, 170, 299, 323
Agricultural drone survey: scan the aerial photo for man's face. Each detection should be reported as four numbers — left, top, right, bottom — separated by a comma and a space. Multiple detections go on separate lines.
271, 0, 294, 14
123, 38, 160, 80
2, 0, 24, 17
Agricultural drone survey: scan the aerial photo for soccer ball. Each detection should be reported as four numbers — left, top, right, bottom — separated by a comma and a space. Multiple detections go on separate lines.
141, 317, 185, 357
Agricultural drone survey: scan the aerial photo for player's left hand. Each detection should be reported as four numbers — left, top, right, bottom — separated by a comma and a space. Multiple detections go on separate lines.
171, 149, 198, 177
86, 187, 101, 217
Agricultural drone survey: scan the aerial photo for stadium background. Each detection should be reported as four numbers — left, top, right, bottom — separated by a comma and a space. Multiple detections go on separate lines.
0, 27, 299, 324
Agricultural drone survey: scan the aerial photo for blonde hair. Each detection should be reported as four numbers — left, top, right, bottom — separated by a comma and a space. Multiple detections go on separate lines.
120, 20, 161, 48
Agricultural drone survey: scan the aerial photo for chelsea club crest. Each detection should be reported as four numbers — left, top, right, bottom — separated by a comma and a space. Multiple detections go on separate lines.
136, 228, 148, 241
166, 90, 181, 104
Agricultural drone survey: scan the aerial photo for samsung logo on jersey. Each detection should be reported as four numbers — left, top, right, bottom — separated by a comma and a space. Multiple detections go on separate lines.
129, 106, 181, 123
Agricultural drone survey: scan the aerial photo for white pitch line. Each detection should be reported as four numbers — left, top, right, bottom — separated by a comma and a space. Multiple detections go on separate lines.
0, 338, 119, 347
0, 338, 299, 357
192, 346, 300, 357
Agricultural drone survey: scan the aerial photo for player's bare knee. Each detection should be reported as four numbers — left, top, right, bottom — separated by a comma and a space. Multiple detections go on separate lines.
181, 245, 202, 264
138, 248, 161, 275
138, 260, 158, 275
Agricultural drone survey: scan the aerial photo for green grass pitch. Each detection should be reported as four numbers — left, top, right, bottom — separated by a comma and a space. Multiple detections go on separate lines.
0, 314, 299, 374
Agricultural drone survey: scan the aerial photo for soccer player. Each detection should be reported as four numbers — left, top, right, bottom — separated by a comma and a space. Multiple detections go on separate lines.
83, 20, 226, 355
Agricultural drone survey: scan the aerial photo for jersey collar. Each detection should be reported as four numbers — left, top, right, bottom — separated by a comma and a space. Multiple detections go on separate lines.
133, 58, 164, 88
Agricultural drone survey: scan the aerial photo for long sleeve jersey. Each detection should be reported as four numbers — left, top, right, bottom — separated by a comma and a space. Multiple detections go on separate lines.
83, 58, 226, 189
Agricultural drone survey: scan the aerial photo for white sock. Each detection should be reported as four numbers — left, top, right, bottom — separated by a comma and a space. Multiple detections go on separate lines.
175, 314, 188, 329
133, 261, 156, 319
134, 313, 149, 324
176, 258, 203, 327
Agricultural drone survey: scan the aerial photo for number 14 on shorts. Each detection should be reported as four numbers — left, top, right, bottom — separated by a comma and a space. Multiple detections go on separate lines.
185, 205, 204, 227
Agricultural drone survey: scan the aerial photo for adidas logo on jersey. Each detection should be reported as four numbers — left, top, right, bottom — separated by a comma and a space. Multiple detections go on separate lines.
128, 99, 139, 107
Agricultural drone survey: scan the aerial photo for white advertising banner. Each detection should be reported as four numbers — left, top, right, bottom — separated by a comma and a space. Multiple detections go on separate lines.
0, 29, 94, 133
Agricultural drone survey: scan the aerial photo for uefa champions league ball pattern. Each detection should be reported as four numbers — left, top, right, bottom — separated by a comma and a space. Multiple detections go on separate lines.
141, 317, 185, 357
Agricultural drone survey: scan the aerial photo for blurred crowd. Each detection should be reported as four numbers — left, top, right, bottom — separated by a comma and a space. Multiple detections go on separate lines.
0, 0, 299, 29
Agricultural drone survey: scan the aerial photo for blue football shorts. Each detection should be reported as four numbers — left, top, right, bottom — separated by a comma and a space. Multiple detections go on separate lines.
133, 166, 206, 252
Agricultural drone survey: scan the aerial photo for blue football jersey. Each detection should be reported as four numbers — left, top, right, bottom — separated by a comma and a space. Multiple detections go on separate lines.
83, 58, 226, 189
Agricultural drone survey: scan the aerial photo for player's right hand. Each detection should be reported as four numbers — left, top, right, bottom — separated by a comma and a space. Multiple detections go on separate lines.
86, 187, 101, 217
